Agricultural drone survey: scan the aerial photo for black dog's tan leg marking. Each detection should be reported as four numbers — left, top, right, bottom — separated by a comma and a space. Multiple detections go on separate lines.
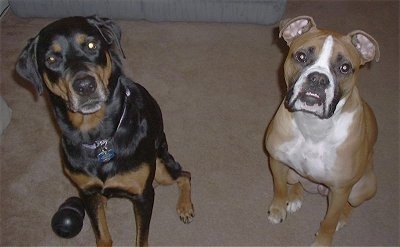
66, 164, 153, 247
63, 167, 103, 190
105, 164, 153, 247
132, 186, 154, 247
176, 171, 194, 223
155, 159, 194, 223
104, 164, 150, 196
82, 193, 113, 247
63, 168, 112, 246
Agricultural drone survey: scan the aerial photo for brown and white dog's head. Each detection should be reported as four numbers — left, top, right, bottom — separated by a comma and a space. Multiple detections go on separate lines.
16, 16, 124, 114
280, 16, 380, 119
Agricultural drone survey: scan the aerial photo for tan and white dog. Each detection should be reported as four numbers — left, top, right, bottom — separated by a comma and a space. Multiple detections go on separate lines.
265, 16, 379, 246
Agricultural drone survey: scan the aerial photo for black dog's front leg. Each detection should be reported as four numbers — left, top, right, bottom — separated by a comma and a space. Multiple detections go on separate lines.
81, 191, 112, 247
131, 186, 155, 247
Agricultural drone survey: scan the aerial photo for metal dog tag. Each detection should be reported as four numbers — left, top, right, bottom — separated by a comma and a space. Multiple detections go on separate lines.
97, 148, 116, 163
96, 141, 116, 163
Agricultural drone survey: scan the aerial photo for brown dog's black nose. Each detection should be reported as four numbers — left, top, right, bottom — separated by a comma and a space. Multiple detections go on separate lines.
308, 72, 329, 87
72, 76, 97, 96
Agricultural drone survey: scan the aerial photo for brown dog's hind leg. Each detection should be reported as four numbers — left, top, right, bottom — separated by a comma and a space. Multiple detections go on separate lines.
155, 158, 195, 223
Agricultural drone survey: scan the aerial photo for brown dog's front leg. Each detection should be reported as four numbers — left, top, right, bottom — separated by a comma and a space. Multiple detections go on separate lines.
81, 192, 112, 247
313, 187, 351, 246
132, 186, 155, 247
267, 157, 290, 224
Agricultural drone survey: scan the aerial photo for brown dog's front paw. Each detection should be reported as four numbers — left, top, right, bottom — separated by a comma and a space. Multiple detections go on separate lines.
267, 204, 287, 224
177, 202, 195, 224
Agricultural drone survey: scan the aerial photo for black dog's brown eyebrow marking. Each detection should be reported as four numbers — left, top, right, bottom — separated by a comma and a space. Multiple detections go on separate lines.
75, 33, 87, 45
51, 42, 62, 53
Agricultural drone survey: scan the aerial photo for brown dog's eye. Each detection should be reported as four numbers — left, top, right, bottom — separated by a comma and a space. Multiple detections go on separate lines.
340, 63, 352, 74
295, 51, 307, 63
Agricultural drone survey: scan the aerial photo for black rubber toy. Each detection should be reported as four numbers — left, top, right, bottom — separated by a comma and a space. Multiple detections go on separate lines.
51, 196, 85, 238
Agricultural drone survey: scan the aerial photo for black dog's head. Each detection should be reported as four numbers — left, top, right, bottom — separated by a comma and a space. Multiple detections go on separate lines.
16, 16, 124, 114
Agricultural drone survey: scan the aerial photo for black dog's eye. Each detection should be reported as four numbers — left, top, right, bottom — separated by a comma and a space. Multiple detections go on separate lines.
46, 54, 62, 68
83, 40, 99, 55
295, 51, 307, 63
47, 56, 56, 64
87, 41, 97, 50
339, 63, 352, 74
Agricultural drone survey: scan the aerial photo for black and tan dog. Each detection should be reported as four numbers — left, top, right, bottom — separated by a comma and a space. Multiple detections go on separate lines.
16, 16, 194, 246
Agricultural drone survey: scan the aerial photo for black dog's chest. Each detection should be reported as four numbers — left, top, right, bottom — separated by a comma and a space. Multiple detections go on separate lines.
63, 120, 152, 182
83, 139, 116, 164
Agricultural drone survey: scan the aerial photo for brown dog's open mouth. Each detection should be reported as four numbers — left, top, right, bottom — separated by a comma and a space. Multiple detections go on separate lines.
299, 91, 325, 106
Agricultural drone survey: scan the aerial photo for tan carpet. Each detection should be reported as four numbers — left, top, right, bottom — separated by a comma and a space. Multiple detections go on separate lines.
1, 0, 398, 246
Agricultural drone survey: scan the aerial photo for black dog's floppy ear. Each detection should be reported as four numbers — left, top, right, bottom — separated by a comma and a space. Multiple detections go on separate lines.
86, 15, 126, 59
16, 36, 44, 94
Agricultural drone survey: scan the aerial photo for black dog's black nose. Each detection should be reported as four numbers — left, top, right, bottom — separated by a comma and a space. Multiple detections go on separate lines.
308, 72, 329, 87
72, 76, 97, 96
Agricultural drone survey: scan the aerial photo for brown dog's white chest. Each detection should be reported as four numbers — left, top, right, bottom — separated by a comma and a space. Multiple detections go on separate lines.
273, 106, 355, 183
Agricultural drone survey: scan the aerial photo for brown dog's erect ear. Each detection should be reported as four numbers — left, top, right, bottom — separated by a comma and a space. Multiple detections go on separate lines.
347, 30, 380, 65
86, 15, 125, 59
16, 36, 44, 94
279, 16, 317, 45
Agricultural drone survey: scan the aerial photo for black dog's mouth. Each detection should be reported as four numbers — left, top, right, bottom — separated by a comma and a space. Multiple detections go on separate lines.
68, 95, 106, 114
76, 99, 105, 114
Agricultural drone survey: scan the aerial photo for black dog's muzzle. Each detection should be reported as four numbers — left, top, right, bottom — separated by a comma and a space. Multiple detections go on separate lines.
72, 75, 97, 96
